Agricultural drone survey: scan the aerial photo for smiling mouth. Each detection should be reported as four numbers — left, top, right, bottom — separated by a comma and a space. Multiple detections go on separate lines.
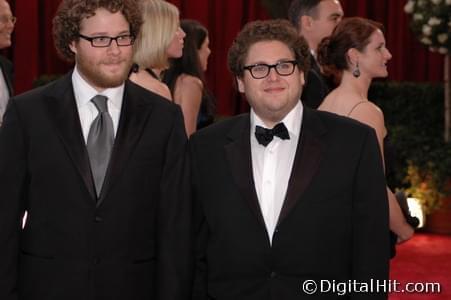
104, 60, 124, 65
264, 87, 285, 93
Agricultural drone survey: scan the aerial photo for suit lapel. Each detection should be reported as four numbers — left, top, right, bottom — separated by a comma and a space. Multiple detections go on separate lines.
224, 116, 266, 229
44, 73, 97, 201
97, 80, 153, 206
310, 54, 321, 74
278, 108, 326, 224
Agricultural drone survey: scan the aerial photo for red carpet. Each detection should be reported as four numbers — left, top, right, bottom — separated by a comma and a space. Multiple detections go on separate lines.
389, 233, 451, 299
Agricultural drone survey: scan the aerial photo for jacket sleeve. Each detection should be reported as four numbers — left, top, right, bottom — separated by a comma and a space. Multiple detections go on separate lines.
0, 98, 28, 300
189, 136, 208, 300
351, 127, 390, 299
156, 106, 193, 300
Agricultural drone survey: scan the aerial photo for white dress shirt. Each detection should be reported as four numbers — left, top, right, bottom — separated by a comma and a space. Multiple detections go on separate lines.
0, 67, 10, 126
71, 66, 123, 143
250, 101, 303, 243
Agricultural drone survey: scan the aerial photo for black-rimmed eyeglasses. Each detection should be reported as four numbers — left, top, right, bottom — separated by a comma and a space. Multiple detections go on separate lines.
78, 34, 135, 48
0, 15, 16, 25
243, 60, 298, 79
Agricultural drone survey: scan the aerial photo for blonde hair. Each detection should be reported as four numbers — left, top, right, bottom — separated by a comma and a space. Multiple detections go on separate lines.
133, 0, 180, 69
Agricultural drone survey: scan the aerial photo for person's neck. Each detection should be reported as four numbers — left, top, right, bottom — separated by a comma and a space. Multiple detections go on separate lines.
340, 71, 372, 100
151, 68, 163, 79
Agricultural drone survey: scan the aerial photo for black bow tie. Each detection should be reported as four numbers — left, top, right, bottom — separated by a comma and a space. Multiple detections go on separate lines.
255, 123, 290, 146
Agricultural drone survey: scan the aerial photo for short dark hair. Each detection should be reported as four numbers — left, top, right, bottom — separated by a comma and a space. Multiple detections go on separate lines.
52, 0, 142, 62
288, 0, 323, 27
227, 19, 310, 78
317, 17, 383, 84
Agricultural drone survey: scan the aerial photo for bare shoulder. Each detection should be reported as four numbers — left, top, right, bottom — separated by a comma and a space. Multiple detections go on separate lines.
350, 100, 384, 120
349, 100, 386, 137
174, 74, 203, 105
130, 70, 172, 100
178, 74, 203, 89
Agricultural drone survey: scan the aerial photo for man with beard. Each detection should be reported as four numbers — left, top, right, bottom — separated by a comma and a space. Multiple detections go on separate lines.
0, 1, 191, 299
0, 0, 15, 126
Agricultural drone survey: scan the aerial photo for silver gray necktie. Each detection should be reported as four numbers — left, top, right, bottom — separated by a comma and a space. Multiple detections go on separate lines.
87, 95, 114, 197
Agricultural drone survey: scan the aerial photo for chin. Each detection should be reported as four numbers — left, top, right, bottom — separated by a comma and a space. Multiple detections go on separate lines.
0, 41, 11, 48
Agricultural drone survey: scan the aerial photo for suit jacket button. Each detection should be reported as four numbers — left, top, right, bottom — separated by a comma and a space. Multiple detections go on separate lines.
270, 271, 277, 278
94, 216, 103, 223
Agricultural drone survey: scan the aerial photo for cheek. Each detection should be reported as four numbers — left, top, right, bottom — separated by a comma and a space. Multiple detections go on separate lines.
202, 51, 209, 62
326, 22, 336, 34
121, 45, 134, 57
167, 43, 182, 58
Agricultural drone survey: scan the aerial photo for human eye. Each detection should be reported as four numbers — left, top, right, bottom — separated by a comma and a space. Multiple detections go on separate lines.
92, 36, 111, 45
251, 64, 268, 74
118, 34, 132, 41
278, 61, 292, 70
376, 44, 385, 51
330, 14, 342, 23
276, 61, 295, 74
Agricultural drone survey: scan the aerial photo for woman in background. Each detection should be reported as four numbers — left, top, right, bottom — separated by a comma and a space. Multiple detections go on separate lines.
164, 19, 215, 136
317, 17, 414, 249
130, 0, 185, 100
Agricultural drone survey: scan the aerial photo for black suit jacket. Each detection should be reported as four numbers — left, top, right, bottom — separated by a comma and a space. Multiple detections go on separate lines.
190, 108, 389, 299
301, 54, 331, 109
0, 73, 192, 300
0, 55, 14, 96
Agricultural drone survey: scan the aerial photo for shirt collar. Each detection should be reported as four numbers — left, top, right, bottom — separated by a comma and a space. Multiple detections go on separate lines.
72, 65, 124, 110
310, 48, 316, 58
250, 100, 303, 138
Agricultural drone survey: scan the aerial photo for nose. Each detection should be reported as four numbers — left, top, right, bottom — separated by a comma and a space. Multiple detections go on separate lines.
178, 27, 186, 39
385, 48, 392, 60
108, 40, 121, 54
267, 67, 279, 81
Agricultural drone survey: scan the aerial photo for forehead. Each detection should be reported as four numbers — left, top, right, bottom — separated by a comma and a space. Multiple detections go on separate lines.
0, 1, 11, 14
368, 29, 385, 44
317, 0, 343, 17
79, 8, 130, 34
245, 40, 295, 64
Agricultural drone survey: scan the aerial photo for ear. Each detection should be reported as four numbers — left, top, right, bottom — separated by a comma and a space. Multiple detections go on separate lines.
299, 70, 305, 86
346, 48, 359, 66
300, 15, 313, 32
69, 40, 78, 55
237, 76, 245, 93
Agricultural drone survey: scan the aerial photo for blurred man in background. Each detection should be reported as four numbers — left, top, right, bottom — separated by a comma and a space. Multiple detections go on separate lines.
288, 0, 343, 108
0, 0, 15, 126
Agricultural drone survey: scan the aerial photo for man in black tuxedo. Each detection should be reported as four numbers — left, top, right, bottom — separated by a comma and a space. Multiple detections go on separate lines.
0, 0, 15, 125
288, 0, 344, 108
0, 1, 191, 299
190, 19, 389, 299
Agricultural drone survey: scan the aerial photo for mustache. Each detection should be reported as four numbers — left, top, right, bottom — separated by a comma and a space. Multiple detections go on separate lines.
101, 59, 126, 65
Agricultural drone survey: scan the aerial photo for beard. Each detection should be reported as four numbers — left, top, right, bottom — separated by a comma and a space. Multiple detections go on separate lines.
76, 54, 133, 90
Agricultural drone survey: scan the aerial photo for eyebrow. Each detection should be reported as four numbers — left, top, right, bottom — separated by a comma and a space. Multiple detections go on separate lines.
329, 12, 343, 18
84, 30, 131, 36
247, 58, 295, 65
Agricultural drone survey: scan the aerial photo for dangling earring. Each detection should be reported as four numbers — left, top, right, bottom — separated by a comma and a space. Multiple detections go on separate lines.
352, 62, 360, 78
